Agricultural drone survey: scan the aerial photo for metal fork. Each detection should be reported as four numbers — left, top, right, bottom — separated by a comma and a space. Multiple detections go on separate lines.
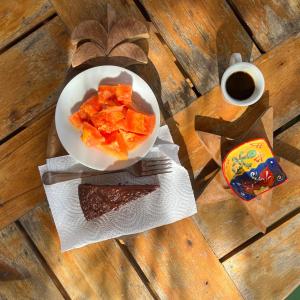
42, 157, 172, 185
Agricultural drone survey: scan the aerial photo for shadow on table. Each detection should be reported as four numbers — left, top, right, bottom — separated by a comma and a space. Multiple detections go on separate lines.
216, 20, 258, 83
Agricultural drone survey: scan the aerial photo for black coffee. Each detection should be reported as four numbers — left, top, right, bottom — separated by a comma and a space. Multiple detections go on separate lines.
225, 71, 255, 101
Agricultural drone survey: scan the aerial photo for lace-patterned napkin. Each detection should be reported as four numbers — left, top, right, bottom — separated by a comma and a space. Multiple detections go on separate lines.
39, 125, 197, 251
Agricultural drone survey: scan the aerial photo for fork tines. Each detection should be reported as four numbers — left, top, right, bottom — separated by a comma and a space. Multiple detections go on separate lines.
142, 157, 173, 176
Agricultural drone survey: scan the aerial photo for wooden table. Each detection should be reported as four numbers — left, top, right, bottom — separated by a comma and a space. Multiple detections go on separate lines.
1, 1, 300, 299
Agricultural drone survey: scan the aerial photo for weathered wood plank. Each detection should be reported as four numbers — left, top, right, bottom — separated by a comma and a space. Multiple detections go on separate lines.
194, 156, 300, 258
47, 1, 243, 298
140, 0, 260, 94
50, 0, 196, 116
123, 217, 242, 299
0, 0, 55, 50
0, 110, 53, 206
168, 34, 300, 258
170, 33, 300, 177
20, 202, 152, 300
223, 214, 300, 300
0, 222, 63, 299
0, 186, 44, 231
0, 16, 70, 140
231, 0, 300, 51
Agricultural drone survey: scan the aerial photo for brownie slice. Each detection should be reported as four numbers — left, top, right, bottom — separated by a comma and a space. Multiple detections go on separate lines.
78, 184, 159, 221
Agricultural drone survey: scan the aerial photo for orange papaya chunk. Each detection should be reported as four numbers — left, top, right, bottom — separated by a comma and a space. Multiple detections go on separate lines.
98, 85, 117, 105
79, 95, 101, 120
125, 109, 155, 135
116, 84, 132, 106
81, 122, 104, 147
69, 111, 83, 129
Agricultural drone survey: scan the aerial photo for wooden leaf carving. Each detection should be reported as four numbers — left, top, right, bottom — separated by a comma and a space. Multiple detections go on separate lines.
107, 18, 149, 52
72, 42, 106, 67
106, 3, 117, 32
71, 20, 107, 50
109, 42, 148, 64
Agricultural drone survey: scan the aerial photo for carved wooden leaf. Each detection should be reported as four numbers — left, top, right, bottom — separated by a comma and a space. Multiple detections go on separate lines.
71, 20, 107, 50
106, 3, 117, 32
72, 42, 106, 67
107, 18, 149, 52
109, 42, 148, 64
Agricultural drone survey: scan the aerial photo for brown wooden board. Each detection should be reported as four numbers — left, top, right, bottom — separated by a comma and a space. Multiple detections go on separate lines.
0, 0, 55, 50
0, 17, 70, 140
223, 214, 300, 299
0, 222, 63, 299
140, 0, 260, 94
195, 156, 300, 258
168, 35, 300, 258
19, 202, 152, 299
122, 217, 242, 299
231, 0, 300, 51
170, 33, 300, 177
46, 1, 243, 298
0, 110, 53, 207
49, 0, 197, 116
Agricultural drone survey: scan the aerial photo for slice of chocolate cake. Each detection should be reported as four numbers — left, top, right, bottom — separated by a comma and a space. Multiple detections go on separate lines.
78, 184, 159, 221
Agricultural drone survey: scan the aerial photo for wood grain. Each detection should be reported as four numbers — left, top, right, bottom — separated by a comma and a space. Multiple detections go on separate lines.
0, 0, 55, 50
141, 0, 260, 93
167, 35, 300, 258
0, 110, 53, 206
194, 156, 300, 258
0, 17, 70, 140
0, 222, 63, 299
123, 217, 242, 300
19, 202, 152, 300
224, 214, 300, 299
170, 33, 300, 177
231, 0, 300, 51
46, 1, 242, 298
50, 0, 197, 117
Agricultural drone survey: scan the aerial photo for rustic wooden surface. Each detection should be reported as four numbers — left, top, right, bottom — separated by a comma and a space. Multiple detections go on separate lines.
49, 0, 197, 117
224, 214, 300, 299
0, 0, 55, 50
168, 35, 300, 258
170, 33, 300, 177
140, 0, 260, 94
123, 218, 242, 300
0, 0, 299, 299
0, 17, 70, 140
19, 203, 152, 300
0, 222, 63, 299
231, 0, 300, 51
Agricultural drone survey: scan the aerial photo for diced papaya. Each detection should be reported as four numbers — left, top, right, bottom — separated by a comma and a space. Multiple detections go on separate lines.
69, 111, 83, 129
98, 85, 117, 105
91, 106, 126, 133
125, 109, 155, 135
79, 95, 101, 120
115, 84, 132, 106
116, 132, 128, 156
81, 122, 104, 147
120, 130, 147, 150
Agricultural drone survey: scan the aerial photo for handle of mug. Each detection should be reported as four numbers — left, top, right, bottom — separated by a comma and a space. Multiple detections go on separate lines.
229, 53, 242, 66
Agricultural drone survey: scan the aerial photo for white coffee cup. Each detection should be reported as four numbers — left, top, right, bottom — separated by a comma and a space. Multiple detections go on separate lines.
221, 53, 265, 106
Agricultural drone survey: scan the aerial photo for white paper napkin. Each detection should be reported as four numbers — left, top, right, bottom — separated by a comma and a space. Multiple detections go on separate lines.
39, 125, 197, 251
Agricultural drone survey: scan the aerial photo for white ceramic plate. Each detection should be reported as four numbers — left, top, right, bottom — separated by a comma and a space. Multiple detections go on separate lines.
55, 65, 160, 170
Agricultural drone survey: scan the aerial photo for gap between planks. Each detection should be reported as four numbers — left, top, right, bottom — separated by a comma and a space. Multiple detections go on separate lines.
225, 0, 265, 53
15, 220, 71, 300
134, 0, 201, 97
116, 239, 160, 300
220, 207, 300, 263
0, 13, 57, 55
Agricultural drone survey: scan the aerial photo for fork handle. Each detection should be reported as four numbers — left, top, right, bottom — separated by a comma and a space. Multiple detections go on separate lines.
42, 170, 121, 185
